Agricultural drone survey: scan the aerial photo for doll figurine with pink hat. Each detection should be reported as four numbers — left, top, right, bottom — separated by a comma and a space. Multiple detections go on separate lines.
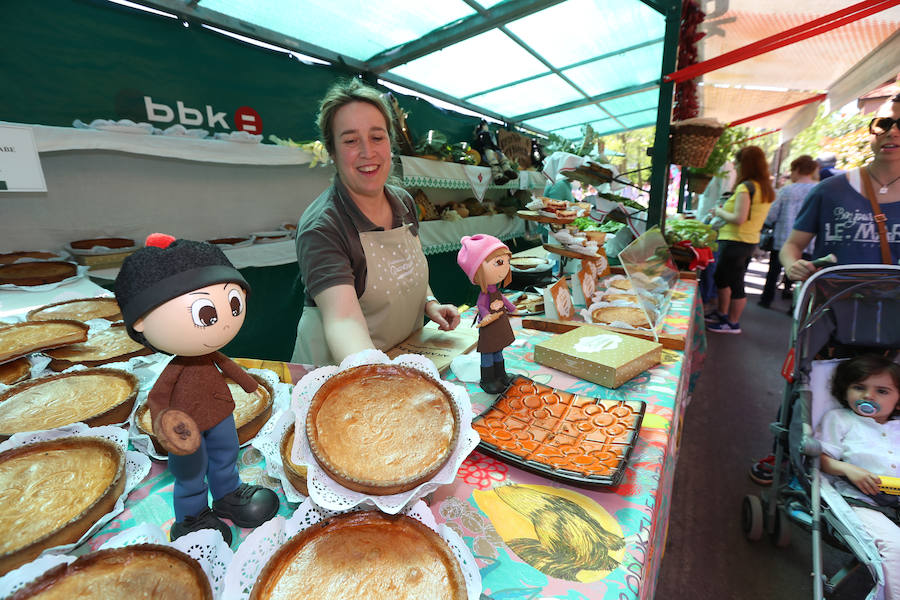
458, 234, 518, 393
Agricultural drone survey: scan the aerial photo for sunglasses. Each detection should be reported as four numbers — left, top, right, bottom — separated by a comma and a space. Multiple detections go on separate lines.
869, 117, 899, 135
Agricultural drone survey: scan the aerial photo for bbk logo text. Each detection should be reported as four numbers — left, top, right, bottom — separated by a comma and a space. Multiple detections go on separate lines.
143, 96, 262, 134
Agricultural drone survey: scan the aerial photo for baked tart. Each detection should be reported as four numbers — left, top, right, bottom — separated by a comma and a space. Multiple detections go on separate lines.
306, 364, 458, 496
0, 320, 89, 365
0, 357, 30, 386
69, 237, 135, 251
591, 306, 650, 328
609, 278, 632, 290
136, 373, 273, 455
0, 436, 125, 575
0, 261, 78, 286
601, 293, 638, 304
0, 368, 139, 441
250, 511, 466, 600
0, 251, 62, 265
207, 237, 251, 246
27, 297, 122, 323
280, 427, 308, 496
44, 323, 151, 370
8, 544, 212, 599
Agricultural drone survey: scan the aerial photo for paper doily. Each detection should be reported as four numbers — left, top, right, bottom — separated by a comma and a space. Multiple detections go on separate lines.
224, 498, 481, 600
290, 349, 480, 514
0, 523, 232, 599
0, 423, 151, 561
128, 367, 286, 461
250, 408, 306, 504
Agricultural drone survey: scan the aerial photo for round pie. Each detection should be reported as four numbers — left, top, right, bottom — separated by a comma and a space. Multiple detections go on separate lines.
136, 374, 273, 455
208, 237, 250, 246
0, 261, 78, 286
0, 436, 125, 575
8, 544, 212, 599
280, 427, 308, 496
0, 357, 30, 385
250, 511, 466, 600
27, 297, 122, 323
602, 293, 638, 304
609, 278, 632, 290
591, 306, 650, 328
44, 324, 151, 370
306, 364, 458, 496
0, 251, 62, 265
0, 368, 139, 440
0, 320, 89, 365
509, 257, 548, 271
69, 237, 135, 251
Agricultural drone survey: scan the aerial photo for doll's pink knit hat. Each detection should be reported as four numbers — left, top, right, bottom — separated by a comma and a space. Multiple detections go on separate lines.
457, 234, 509, 283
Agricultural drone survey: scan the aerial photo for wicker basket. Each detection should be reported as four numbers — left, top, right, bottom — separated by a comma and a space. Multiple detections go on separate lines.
670, 121, 725, 168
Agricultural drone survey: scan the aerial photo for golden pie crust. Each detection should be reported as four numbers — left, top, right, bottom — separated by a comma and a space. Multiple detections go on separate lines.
306, 364, 459, 496
0, 261, 78, 286
0, 437, 125, 576
602, 293, 638, 304
250, 511, 466, 600
0, 357, 30, 386
609, 278, 632, 290
0, 251, 61, 265
591, 306, 650, 328
0, 368, 139, 441
280, 428, 308, 496
136, 373, 273, 455
8, 544, 212, 599
0, 320, 89, 365
27, 297, 122, 323
44, 323, 151, 370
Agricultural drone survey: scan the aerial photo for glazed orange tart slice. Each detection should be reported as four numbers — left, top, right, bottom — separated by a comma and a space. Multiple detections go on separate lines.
8, 544, 212, 599
306, 364, 458, 496
136, 374, 273, 455
45, 323, 151, 370
0, 357, 30, 385
0, 437, 125, 575
0, 368, 139, 441
27, 297, 122, 323
250, 511, 466, 600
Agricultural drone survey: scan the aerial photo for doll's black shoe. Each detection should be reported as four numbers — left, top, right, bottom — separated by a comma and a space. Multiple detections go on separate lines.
212, 483, 279, 528
171, 507, 232, 544
480, 366, 507, 394
494, 360, 515, 387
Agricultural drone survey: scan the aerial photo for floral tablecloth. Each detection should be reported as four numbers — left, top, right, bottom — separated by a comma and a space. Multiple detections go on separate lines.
82, 280, 705, 600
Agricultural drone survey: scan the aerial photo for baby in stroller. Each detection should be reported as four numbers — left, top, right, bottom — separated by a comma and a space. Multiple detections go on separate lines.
815, 355, 900, 600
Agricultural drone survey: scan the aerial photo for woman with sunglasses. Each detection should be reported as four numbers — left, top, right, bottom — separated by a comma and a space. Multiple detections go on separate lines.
781, 101, 900, 282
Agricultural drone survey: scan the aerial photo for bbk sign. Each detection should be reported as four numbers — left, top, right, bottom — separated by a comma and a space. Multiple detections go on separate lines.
143, 96, 262, 134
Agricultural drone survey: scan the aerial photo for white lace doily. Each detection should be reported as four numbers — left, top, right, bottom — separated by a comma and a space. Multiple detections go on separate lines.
0, 423, 151, 561
250, 408, 306, 504
0, 523, 232, 599
128, 367, 287, 461
289, 349, 480, 514
224, 498, 481, 600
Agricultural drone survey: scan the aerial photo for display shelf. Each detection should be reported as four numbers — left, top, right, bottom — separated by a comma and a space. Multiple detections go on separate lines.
399, 155, 545, 201
8, 121, 315, 166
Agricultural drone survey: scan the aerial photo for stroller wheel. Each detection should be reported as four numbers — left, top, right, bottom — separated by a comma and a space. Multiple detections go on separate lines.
770, 507, 791, 548
742, 495, 764, 541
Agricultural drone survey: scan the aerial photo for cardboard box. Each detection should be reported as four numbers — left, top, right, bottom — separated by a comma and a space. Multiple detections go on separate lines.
533, 324, 662, 388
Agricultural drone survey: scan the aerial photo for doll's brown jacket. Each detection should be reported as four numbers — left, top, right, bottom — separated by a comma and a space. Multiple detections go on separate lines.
148, 351, 258, 432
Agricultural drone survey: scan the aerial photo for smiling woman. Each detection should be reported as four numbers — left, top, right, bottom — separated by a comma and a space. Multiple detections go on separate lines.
292, 79, 460, 366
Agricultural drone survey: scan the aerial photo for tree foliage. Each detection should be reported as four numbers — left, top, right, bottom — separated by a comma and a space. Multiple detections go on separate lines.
786, 105, 872, 168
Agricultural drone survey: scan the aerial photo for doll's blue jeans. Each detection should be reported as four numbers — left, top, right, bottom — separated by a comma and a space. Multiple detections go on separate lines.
481, 351, 504, 367
168, 413, 241, 521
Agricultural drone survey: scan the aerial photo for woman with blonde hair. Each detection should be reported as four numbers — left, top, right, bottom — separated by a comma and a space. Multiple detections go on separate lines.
706, 145, 775, 333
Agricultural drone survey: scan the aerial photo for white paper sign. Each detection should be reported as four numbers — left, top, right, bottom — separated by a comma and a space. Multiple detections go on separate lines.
0, 124, 47, 192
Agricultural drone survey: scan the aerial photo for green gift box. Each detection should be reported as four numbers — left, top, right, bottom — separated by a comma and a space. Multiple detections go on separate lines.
533, 325, 663, 388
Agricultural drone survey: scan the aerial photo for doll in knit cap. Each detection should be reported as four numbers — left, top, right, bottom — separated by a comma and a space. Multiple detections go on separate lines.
115, 233, 279, 544
458, 234, 518, 394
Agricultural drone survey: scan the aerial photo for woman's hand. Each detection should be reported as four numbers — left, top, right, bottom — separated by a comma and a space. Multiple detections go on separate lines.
425, 301, 460, 331
786, 258, 817, 282
844, 464, 882, 497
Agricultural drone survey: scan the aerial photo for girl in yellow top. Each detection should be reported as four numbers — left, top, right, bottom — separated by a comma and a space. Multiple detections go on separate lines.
706, 145, 775, 334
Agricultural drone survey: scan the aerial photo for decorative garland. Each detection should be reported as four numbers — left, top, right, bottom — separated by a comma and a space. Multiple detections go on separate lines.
672, 0, 706, 121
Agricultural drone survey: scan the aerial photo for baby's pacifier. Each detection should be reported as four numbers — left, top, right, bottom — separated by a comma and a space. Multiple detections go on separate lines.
854, 399, 879, 416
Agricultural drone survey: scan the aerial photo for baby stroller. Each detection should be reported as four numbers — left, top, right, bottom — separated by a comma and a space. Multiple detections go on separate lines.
742, 264, 900, 599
